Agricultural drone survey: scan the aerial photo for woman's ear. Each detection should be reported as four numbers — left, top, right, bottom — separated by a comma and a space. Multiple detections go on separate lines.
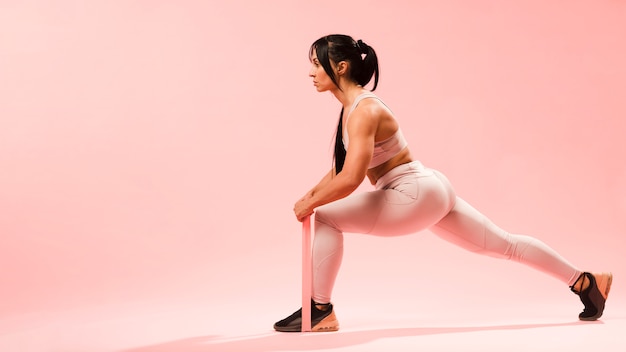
336, 61, 348, 76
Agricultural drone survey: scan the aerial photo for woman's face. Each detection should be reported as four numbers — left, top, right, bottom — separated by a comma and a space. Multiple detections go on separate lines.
309, 50, 336, 92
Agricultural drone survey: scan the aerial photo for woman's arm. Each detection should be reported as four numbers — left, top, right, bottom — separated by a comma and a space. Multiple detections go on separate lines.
300, 168, 336, 202
294, 102, 378, 221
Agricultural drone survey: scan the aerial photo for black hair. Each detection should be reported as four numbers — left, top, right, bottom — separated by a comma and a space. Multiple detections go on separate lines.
309, 34, 380, 174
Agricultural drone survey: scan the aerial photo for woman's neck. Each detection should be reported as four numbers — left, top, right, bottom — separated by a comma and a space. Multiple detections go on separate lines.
331, 83, 367, 109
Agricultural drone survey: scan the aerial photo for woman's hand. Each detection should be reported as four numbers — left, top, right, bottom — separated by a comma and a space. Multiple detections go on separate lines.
296, 191, 313, 204
294, 195, 315, 222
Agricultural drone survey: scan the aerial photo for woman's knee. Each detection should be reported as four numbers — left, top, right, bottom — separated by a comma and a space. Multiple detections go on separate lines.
314, 204, 336, 228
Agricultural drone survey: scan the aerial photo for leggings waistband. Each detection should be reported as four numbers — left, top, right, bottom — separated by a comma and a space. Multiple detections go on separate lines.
375, 160, 434, 190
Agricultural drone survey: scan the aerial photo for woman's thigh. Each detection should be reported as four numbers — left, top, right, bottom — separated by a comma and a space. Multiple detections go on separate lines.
370, 173, 455, 236
315, 172, 455, 237
314, 189, 386, 235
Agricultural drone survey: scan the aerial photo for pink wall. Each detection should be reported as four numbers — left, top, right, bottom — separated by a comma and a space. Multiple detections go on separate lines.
1, 0, 624, 323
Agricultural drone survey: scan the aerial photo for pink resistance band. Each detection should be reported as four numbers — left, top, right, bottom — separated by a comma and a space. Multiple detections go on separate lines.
301, 216, 312, 332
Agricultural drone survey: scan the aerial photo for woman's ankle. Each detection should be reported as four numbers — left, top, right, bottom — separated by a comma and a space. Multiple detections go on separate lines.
314, 301, 331, 311
571, 272, 592, 293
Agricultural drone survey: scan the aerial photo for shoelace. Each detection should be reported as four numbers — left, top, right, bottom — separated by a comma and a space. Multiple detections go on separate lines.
570, 273, 586, 295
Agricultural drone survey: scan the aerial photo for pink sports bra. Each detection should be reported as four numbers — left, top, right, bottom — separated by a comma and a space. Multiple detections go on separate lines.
342, 93, 408, 169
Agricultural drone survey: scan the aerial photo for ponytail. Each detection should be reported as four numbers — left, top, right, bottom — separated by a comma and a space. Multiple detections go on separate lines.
355, 39, 379, 91
334, 108, 346, 173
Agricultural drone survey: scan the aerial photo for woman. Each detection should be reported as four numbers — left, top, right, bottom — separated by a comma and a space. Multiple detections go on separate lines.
273, 34, 612, 332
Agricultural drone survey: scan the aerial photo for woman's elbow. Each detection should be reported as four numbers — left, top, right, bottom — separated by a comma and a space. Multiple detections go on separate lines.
341, 172, 366, 191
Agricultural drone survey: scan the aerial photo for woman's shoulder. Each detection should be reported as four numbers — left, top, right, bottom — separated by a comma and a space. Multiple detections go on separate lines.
347, 98, 393, 135
355, 94, 392, 118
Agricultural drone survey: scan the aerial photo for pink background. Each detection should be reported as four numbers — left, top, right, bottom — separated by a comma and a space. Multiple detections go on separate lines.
1, 1, 625, 351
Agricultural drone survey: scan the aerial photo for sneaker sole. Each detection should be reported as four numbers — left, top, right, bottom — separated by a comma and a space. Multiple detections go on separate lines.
274, 310, 340, 332
596, 272, 613, 300
311, 310, 339, 332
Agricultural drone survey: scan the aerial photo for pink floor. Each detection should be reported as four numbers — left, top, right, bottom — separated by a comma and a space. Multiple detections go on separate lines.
1, 289, 625, 351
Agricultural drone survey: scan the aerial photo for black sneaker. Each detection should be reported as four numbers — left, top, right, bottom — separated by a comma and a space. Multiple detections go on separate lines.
274, 299, 339, 332
570, 272, 613, 321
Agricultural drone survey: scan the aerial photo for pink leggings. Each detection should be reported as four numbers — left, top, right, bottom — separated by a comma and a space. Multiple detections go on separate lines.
312, 161, 581, 303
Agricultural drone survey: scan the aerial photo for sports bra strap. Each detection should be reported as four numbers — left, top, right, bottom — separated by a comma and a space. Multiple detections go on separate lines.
347, 92, 378, 117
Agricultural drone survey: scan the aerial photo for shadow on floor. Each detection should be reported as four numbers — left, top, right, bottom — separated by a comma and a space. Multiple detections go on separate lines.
121, 320, 598, 352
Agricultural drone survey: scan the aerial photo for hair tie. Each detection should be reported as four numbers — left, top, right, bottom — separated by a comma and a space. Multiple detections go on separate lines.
356, 39, 368, 54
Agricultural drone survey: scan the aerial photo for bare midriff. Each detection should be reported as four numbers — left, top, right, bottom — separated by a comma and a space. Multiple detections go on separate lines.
366, 147, 413, 185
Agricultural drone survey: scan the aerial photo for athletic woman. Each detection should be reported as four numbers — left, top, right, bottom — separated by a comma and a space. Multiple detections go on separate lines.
273, 34, 612, 332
